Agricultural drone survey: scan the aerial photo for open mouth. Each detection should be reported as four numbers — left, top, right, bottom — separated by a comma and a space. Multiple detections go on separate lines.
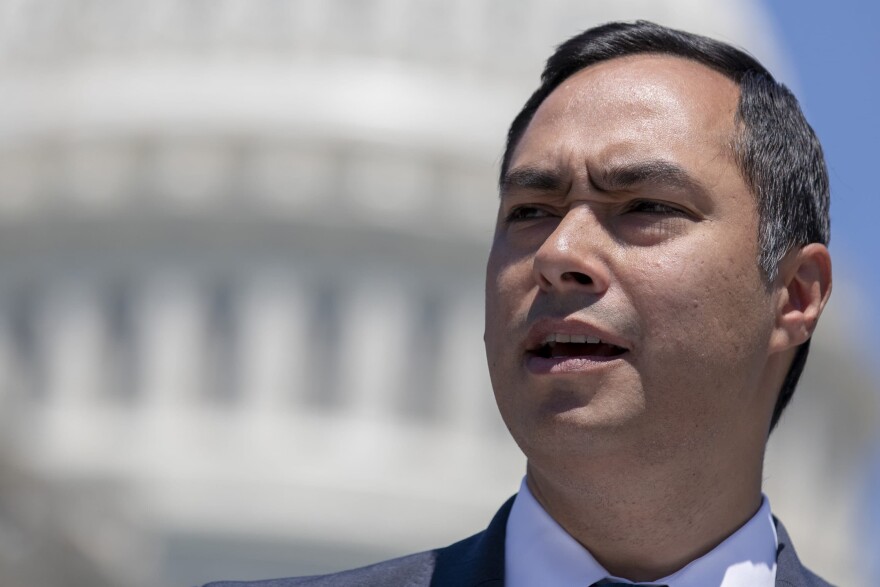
531, 333, 628, 359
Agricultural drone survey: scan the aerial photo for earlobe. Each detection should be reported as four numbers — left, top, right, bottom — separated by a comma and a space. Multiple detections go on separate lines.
769, 244, 833, 353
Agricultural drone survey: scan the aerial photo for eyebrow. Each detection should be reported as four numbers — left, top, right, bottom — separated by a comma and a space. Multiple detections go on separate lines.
593, 160, 709, 198
500, 159, 710, 200
499, 166, 565, 195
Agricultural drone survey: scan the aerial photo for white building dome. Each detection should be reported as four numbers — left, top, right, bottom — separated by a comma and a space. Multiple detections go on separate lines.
0, 1, 872, 586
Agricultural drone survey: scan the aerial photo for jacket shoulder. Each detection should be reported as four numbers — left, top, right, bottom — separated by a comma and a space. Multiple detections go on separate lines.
773, 517, 837, 587
201, 496, 514, 587
776, 566, 836, 587
201, 550, 437, 587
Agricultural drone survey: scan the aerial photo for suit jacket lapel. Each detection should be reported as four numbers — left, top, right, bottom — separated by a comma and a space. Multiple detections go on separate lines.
774, 517, 833, 586
429, 496, 514, 587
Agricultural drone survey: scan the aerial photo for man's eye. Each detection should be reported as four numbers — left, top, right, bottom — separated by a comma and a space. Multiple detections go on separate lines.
506, 206, 552, 222
627, 200, 684, 215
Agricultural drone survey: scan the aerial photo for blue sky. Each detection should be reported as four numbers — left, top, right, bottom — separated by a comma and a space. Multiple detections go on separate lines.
763, 0, 880, 356
762, 0, 880, 577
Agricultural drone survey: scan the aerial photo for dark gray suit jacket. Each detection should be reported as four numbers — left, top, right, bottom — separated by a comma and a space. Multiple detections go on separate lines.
203, 497, 834, 587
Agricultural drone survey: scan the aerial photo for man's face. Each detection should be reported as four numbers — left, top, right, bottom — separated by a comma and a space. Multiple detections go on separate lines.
485, 55, 779, 468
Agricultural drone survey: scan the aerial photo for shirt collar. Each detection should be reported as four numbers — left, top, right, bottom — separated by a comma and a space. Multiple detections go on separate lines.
504, 478, 778, 587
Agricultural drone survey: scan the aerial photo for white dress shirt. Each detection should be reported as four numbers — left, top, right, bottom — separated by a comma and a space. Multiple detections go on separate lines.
505, 478, 777, 587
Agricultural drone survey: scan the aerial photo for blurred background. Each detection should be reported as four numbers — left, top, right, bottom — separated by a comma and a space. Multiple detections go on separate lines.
0, 0, 876, 586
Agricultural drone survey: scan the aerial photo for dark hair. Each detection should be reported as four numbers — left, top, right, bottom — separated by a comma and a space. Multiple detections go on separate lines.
501, 21, 829, 432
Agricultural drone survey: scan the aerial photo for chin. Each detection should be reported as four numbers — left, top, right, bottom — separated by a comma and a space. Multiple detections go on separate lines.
509, 402, 641, 455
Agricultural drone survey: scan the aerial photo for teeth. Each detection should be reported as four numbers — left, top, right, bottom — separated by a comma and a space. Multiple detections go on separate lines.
542, 333, 603, 344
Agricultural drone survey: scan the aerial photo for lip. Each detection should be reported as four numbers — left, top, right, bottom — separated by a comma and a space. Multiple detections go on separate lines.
526, 354, 624, 375
523, 318, 632, 353
523, 318, 631, 375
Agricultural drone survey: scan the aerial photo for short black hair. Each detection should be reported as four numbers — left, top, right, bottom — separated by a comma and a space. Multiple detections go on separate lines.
500, 20, 830, 432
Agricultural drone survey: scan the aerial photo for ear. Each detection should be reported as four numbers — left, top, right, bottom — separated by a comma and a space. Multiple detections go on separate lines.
769, 243, 832, 353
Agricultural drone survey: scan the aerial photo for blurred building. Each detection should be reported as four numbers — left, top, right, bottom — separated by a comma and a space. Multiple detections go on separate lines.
0, 1, 875, 586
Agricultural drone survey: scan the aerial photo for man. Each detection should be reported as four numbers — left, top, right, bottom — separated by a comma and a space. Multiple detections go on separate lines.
206, 20, 834, 587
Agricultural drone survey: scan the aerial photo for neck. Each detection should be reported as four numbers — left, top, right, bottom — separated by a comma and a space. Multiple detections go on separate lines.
525, 452, 764, 582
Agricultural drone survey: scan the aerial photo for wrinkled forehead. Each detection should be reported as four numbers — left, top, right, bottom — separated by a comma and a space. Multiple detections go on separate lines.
510, 54, 742, 170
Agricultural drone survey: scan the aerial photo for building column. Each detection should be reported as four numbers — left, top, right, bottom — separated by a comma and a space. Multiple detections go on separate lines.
237, 272, 309, 415
336, 280, 411, 423
435, 288, 494, 436
40, 280, 108, 410
134, 275, 206, 412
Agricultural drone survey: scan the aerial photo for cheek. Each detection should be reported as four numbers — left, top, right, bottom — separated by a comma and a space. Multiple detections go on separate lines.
484, 245, 529, 355
486, 241, 532, 314
627, 244, 771, 370
618, 245, 773, 442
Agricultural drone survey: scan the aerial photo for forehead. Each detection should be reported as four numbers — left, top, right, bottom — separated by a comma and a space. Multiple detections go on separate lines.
509, 54, 741, 173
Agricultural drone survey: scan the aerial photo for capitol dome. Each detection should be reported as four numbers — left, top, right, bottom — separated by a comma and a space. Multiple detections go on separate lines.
0, 1, 873, 586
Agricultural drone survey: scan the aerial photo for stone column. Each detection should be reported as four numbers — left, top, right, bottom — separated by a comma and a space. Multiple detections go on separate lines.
238, 272, 309, 415
40, 280, 108, 409
435, 288, 494, 436
336, 280, 411, 423
134, 274, 206, 411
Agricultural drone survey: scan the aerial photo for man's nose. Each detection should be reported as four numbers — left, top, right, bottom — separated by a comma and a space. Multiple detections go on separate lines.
532, 209, 611, 295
